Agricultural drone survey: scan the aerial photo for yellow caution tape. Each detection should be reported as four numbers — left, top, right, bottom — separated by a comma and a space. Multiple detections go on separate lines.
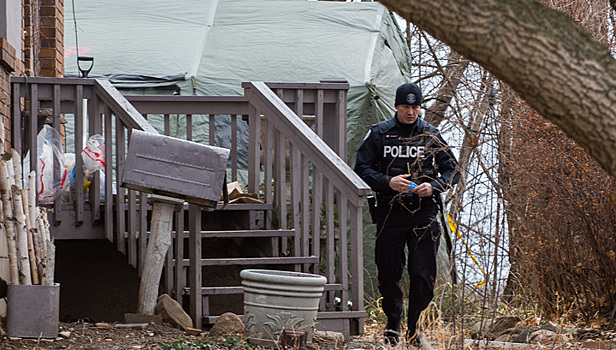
447, 213, 488, 288
369, 297, 384, 318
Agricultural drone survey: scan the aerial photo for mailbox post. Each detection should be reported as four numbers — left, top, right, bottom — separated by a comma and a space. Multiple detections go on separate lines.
122, 130, 230, 317
137, 195, 184, 315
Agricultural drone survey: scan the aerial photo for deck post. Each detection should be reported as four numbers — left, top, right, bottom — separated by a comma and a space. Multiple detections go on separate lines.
188, 203, 202, 329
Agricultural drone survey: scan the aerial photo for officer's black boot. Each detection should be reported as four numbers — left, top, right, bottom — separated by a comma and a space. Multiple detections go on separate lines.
406, 329, 421, 349
384, 318, 401, 345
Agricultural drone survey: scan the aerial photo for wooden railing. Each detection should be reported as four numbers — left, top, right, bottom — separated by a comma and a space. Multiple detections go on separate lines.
243, 81, 370, 320
10, 76, 371, 331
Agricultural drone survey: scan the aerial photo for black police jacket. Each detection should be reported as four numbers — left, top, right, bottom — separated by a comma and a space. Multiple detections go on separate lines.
354, 114, 461, 197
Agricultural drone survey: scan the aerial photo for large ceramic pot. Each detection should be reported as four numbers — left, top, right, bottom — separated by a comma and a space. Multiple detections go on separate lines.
241, 269, 327, 347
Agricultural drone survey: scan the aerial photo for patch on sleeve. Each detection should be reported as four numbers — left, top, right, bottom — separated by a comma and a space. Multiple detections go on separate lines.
363, 129, 372, 141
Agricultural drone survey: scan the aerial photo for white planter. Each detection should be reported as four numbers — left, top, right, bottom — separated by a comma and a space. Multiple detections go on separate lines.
241, 269, 327, 347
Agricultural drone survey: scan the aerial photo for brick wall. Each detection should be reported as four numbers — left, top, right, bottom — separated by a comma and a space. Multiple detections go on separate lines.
39, 0, 64, 77
0, 38, 24, 152
0, 0, 64, 151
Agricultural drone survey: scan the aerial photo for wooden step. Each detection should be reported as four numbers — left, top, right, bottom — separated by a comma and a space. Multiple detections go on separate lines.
177, 229, 295, 239
202, 310, 367, 326
214, 202, 273, 211
176, 256, 319, 267
182, 283, 344, 296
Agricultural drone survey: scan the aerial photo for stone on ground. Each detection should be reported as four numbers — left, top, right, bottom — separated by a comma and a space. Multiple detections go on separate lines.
210, 312, 244, 336
313, 330, 345, 349
156, 294, 193, 330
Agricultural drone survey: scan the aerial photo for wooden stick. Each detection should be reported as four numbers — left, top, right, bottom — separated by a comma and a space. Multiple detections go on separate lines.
0, 161, 19, 284
41, 239, 55, 286
13, 185, 32, 285
37, 210, 48, 258
21, 189, 39, 285
28, 171, 37, 233
39, 208, 54, 286
11, 149, 23, 189
4, 156, 14, 187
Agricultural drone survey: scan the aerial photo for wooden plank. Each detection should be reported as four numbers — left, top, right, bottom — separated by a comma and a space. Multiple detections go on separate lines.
174, 209, 185, 306
126, 95, 249, 115
247, 104, 260, 194
188, 204, 202, 329
104, 106, 113, 243
115, 118, 126, 254
202, 310, 364, 326
74, 85, 84, 225
11, 76, 98, 85
88, 93, 102, 223
163, 114, 170, 135
349, 203, 364, 334
165, 217, 173, 294
315, 89, 324, 138
243, 81, 350, 90
325, 180, 335, 310
11, 81, 21, 154
262, 119, 273, 207
289, 143, 301, 265
208, 115, 215, 146
295, 89, 304, 119
336, 89, 347, 160
275, 130, 287, 255
28, 84, 38, 200
311, 167, 322, 274
94, 79, 157, 134
213, 202, 272, 211
182, 283, 345, 296
52, 84, 62, 224
127, 189, 137, 268
139, 192, 148, 276
338, 192, 349, 311
186, 114, 192, 141
301, 156, 310, 271
181, 229, 295, 238
176, 256, 319, 266
126, 127, 137, 267
230, 115, 237, 181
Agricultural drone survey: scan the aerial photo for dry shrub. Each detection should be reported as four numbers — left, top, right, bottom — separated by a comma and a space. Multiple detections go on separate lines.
502, 102, 616, 321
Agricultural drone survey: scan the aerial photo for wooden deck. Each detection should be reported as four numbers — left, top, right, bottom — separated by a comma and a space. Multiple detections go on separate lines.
10, 76, 371, 337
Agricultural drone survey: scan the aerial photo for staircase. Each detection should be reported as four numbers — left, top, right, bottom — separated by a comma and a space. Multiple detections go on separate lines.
9, 76, 371, 337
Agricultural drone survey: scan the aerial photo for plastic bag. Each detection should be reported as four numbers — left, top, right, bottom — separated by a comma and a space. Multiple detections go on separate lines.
24, 125, 67, 204
81, 134, 105, 176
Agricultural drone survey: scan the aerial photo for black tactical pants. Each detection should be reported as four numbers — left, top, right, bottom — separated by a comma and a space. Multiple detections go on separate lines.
374, 201, 441, 337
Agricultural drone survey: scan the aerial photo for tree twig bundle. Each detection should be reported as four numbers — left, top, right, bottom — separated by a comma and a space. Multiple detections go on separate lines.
0, 160, 19, 284
0, 151, 55, 286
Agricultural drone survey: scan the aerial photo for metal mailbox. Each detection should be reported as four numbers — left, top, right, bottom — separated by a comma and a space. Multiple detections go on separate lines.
122, 130, 230, 207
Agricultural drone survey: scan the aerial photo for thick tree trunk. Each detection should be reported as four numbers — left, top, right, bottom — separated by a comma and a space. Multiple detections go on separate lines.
380, 0, 616, 179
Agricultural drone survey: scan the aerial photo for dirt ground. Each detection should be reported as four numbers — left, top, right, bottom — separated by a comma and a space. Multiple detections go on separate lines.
0, 321, 387, 350
2, 320, 615, 350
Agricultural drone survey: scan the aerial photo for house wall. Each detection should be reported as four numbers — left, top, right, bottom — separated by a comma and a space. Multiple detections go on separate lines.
1, 0, 63, 151
0, 0, 64, 316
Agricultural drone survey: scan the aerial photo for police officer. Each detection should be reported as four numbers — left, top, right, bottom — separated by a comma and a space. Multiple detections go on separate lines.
354, 82, 461, 346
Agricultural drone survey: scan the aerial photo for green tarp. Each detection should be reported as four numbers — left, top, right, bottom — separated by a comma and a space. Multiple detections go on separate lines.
64, 0, 412, 163
64, 0, 452, 291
